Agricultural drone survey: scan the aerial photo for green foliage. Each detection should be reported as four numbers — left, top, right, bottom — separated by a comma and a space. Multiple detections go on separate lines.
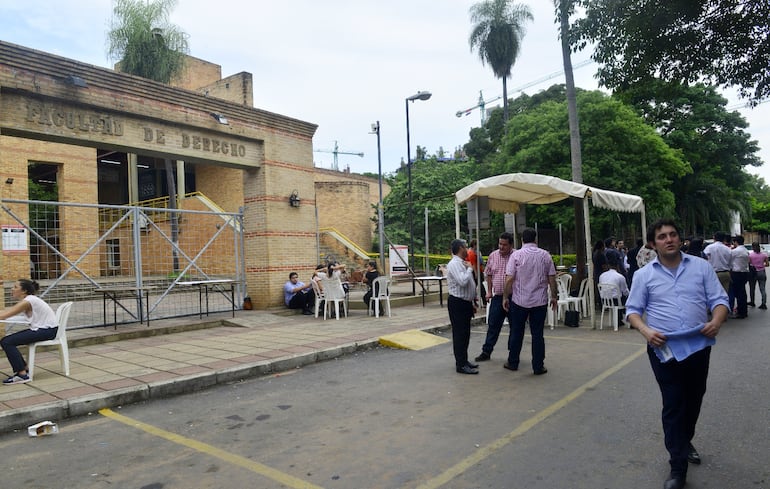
619, 81, 763, 235
747, 175, 770, 235
107, 0, 189, 83
490, 88, 687, 236
383, 157, 483, 255
574, 0, 770, 103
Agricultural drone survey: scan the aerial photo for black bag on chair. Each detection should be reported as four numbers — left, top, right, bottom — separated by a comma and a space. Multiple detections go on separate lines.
564, 310, 580, 327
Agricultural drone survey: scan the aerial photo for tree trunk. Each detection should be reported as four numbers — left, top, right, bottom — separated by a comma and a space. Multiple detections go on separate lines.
502, 76, 509, 122
558, 1, 587, 281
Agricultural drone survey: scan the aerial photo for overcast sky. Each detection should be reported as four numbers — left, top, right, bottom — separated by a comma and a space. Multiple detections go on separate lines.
2, 0, 768, 182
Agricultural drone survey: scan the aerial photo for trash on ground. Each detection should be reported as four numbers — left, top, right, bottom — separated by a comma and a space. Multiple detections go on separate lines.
28, 421, 59, 437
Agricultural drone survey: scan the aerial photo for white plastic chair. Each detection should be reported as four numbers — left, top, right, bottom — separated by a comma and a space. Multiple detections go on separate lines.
484, 293, 509, 325
554, 282, 580, 325
575, 278, 590, 317
321, 277, 348, 320
598, 283, 626, 331
557, 273, 572, 295
368, 276, 392, 318
310, 279, 325, 318
28, 302, 73, 380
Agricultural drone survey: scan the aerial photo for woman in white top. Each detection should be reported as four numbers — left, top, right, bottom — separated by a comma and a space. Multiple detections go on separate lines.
0, 279, 58, 384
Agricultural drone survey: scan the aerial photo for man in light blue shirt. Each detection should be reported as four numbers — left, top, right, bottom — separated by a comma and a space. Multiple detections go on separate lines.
626, 219, 729, 489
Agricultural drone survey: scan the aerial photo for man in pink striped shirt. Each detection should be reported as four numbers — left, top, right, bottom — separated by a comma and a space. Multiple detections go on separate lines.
474, 232, 514, 362
503, 228, 558, 375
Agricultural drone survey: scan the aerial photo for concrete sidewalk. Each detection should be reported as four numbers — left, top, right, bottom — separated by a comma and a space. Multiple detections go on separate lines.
0, 291, 458, 433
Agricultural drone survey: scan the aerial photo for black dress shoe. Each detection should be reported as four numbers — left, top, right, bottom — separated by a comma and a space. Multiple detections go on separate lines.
533, 367, 548, 375
475, 352, 491, 361
456, 365, 479, 374
503, 362, 518, 371
663, 475, 685, 489
687, 443, 701, 465
466, 361, 479, 369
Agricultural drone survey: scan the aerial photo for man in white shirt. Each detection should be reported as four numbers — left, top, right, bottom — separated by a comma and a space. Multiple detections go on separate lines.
730, 235, 750, 318
446, 239, 479, 374
703, 232, 732, 294
599, 260, 629, 326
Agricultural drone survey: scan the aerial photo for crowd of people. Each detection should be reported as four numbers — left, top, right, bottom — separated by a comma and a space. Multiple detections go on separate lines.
283, 259, 382, 317
456, 222, 765, 489
590, 231, 768, 322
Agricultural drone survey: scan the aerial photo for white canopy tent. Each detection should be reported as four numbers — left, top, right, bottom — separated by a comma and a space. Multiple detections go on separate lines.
454, 172, 646, 328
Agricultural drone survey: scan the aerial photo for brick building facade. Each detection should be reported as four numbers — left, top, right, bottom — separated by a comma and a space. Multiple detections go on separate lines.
0, 41, 387, 311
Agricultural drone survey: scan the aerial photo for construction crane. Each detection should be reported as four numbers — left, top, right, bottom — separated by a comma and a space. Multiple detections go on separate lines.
456, 91, 502, 125
314, 140, 364, 171
456, 59, 594, 125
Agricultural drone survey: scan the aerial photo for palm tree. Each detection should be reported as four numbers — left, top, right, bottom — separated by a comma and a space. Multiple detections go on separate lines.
107, 0, 188, 84
469, 0, 533, 122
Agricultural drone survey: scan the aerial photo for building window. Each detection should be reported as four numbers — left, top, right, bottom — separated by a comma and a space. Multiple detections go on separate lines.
107, 239, 121, 272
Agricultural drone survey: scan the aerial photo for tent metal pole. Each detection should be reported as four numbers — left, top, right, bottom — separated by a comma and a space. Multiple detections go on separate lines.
455, 201, 460, 239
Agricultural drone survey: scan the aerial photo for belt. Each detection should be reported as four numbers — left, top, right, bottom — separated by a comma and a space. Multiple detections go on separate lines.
448, 295, 473, 303
716, 270, 730, 273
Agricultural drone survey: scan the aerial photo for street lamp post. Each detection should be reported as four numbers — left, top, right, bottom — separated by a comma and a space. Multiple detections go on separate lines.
371, 121, 386, 273
405, 90, 431, 291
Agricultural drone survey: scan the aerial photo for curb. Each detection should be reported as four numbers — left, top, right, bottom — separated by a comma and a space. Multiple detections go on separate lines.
0, 318, 465, 434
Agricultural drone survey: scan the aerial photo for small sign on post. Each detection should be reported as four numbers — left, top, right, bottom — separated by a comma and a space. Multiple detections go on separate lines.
389, 245, 409, 276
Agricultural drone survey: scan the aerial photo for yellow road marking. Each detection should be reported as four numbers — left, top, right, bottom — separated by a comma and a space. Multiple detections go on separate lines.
99, 408, 324, 489
414, 346, 648, 489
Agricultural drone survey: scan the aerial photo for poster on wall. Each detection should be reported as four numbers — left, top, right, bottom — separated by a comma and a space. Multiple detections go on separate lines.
2, 225, 28, 252
389, 245, 409, 276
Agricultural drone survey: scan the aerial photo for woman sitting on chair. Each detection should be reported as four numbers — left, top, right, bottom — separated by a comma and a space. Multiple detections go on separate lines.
362, 261, 380, 307
0, 279, 58, 385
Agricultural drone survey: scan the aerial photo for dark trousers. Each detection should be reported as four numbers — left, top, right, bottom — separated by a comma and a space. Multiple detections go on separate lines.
481, 295, 506, 355
507, 302, 547, 372
647, 345, 711, 477
448, 295, 473, 368
1, 327, 58, 373
288, 290, 315, 311
749, 270, 767, 306
730, 271, 749, 316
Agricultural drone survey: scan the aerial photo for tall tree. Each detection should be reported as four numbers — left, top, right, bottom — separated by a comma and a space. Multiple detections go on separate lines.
469, 0, 534, 122
107, 0, 189, 84
554, 0, 587, 281
618, 81, 761, 235
574, 0, 770, 103
492, 88, 689, 236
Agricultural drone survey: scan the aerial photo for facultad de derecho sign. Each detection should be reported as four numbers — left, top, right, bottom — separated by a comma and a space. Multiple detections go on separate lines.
0, 94, 260, 168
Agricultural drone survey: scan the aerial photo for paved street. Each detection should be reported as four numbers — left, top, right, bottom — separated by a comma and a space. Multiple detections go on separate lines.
1, 296, 768, 488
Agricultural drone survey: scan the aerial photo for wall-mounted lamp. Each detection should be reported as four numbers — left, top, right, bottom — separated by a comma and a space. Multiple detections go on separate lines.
210, 112, 229, 125
289, 190, 301, 207
65, 75, 88, 88
5, 178, 14, 185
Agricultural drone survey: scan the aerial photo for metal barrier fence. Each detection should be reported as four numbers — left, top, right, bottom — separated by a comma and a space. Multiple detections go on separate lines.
1, 198, 245, 329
